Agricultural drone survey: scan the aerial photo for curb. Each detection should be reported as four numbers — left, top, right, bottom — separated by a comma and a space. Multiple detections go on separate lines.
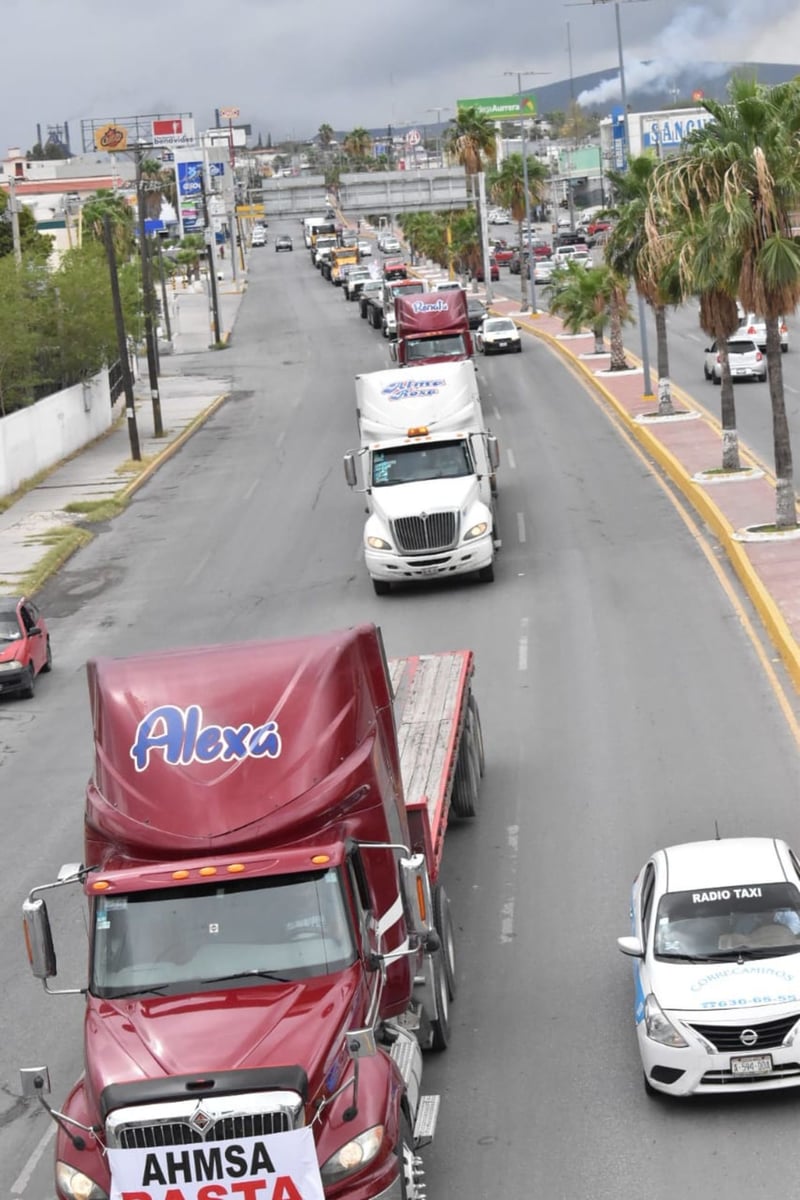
516, 315, 800, 693
118, 393, 229, 502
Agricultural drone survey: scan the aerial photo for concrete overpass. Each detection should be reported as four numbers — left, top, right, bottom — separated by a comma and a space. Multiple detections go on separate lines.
258, 169, 469, 219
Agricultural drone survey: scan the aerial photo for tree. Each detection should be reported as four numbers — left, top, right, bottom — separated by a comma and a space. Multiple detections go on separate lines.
317, 123, 335, 150
490, 153, 548, 306
343, 127, 372, 163
82, 190, 136, 260
0, 189, 54, 261
606, 154, 682, 414
0, 258, 43, 413
549, 260, 632, 370
652, 76, 800, 527
445, 108, 497, 286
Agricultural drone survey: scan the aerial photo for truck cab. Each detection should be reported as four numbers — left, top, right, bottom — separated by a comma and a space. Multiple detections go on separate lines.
329, 244, 360, 285
391, 291, 474, 366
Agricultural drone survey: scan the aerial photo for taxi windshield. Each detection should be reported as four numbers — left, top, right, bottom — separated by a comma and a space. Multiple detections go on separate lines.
0, 619, 21, 642
654, 882, 800, 960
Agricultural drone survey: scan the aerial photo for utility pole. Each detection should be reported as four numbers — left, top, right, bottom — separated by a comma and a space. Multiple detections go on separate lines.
427, 107, 450, 166
102, 213, 141, 461
200, 154, 222, 345
7, 175, 22, 264
154, 237, 172, 343
566, 22, 577, 232
135, 144, 164, 436
505, 69, 550, 313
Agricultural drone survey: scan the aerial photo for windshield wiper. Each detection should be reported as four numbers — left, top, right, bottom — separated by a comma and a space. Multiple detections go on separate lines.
657, 953, 720, 963
101, 984, 171, 998
201, 969, 292, 985
705, 946, 800, 961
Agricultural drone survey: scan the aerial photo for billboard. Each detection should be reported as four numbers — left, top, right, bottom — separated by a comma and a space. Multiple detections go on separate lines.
457, 94, 536, 120
176, 159, 203, 234
93, 123, 128, 152
639, 108, 711, 150
152, 116, 197, 147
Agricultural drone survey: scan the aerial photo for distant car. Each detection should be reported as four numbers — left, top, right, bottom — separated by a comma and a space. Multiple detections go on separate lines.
0, 595, 52, 699
429, 279, 464, 294
493, 247, 515, 265
251, 227, 267, 247
474, 257, 500, 283
467, 298, 487, 329
533, 259, 555, 283
358, 239, 373, 257
586, 219, 612, 237
554, 231, 585, 249
570, 250, 592, 269
477, 316, 522, 355
735, 305, 789, 353
381, 236, 402, 253
553, 245, 589, 267
619, 836, 800, 1097
703, 337, 766, 383
274, 234, 293, 252
556, 215, 572, 229
343, 266, 372, 301
490, 210, 511, 225
383, 259, 408, 281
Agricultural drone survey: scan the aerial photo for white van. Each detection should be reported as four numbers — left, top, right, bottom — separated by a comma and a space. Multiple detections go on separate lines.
429, 279, 464, 294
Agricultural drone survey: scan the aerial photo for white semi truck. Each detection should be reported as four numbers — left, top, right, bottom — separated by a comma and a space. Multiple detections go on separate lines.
343, 361, 500, 595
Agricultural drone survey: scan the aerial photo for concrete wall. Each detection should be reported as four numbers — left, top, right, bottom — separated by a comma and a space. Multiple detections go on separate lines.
0, 370, 114, 498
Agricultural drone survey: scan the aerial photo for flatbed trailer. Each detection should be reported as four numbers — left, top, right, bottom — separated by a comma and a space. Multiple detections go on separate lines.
390, 649, 484, 880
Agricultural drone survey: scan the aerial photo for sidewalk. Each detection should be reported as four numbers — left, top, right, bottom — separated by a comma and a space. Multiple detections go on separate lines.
0, 256, 246, 595
489, 296, 800, 694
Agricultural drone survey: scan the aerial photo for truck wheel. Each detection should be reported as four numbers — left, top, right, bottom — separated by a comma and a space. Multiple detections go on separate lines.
372, 578, 391, 596
477, 563, 495, 583
451, 737, 478, 819
467, 693, 485, 778
432, 884, 457, 1001
428, 952, 451, 1052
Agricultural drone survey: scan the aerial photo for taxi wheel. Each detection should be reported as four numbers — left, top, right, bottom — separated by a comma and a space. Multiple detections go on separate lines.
42, 639, 53, 673
643, 1072, 660, 1098
20, 664, 36, 700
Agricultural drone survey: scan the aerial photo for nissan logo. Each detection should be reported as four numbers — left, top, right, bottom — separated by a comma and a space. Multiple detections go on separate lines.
740, 1029, 759, 1047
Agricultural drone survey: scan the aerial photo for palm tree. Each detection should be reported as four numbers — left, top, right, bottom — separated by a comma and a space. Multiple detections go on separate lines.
318, 123, 335, 150
490, 153, 549, 306
445, 108, 497, 282
343, 127, 372, 163
139, 156, 178, 221
652, 76, 800, 527
606, 155, 682, 414
82, 190, 135, 260
549, 261, 632, 370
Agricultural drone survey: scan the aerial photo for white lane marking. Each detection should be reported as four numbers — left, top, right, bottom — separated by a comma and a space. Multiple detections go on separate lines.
517, 512, 526, 543
493, 405, 502, 421
276, 430, 286, 450
518, 617, 529, 671
501, 823, 519, 943
186, 550, 212, 586
242, 478, 259, 502
506, 448, 517, 470
11, 1122, 56, 1195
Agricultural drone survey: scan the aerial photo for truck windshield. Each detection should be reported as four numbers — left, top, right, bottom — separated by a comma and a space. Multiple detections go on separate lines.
405, 336, 468, 362
372, 440, 472, 486
91, 868, 356, 998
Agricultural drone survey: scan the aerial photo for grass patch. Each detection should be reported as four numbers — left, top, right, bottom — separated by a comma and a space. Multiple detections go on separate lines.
115, 454, 158, 477
63, 498, 126, 522
747, 523, 800, 535
700, 466, 756, 476
15, 526, 93, 595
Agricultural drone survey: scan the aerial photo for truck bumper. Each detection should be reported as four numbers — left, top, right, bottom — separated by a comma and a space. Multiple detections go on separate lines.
366, 534, 493, 584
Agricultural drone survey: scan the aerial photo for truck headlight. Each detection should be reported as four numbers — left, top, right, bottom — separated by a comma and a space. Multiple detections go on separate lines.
367, 536, 392, 551
644, 994, 688, 1048
56, 1162, 108, 1200
320, 1124, 385, 1184
463, 522, 488, 541
0, 660, 22, 672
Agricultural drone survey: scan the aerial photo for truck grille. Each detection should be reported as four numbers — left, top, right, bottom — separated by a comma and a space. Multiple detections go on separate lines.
393, 513, 457, 553
688, 1014, 800, 1051
106, 1091, 303, 1150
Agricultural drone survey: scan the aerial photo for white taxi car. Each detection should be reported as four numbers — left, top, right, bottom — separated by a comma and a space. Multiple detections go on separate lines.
619, 837, 800, 1097
477, 317, 522, 355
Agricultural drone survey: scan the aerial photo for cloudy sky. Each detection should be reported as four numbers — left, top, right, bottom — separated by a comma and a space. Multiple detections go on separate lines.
4, 0, 800, 154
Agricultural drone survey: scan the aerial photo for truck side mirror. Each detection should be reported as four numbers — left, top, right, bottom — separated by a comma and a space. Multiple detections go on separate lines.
389, 342, 397, 362
487, 434, 500, 470
343, 453, 357, 489
22, 897, 57, 980
398, 854, 434, 939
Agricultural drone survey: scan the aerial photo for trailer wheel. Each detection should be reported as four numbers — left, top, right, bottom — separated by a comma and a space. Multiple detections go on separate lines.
428, 951, 451, 1052
432, 884, 456, 1001
451, 737, 478, 819
467, 692, 485, 778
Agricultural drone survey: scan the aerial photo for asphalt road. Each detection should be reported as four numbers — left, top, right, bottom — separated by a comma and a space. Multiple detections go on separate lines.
4, 229, 800, 1199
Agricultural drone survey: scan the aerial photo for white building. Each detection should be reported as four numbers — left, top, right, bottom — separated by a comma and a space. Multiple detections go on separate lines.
600, 105, 712, 165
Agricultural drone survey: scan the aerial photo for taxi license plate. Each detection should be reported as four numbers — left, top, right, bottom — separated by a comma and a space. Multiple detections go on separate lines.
735, 368, 748, 375
731, 1054, 772, 1076
498, 341, 509, 348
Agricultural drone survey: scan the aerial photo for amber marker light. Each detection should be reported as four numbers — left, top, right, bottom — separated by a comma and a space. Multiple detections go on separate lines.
199, 866, 217, 876
311, 854, 331, 864
416, 877, 427, 921
407, 426, 429, 438
92, 880, 111, 891
227, 863, 246, 873
172, 870, 190, 880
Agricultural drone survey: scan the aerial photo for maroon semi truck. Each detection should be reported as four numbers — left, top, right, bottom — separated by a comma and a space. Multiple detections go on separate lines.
391, 291, 473, 366
20, 625, 485, 1200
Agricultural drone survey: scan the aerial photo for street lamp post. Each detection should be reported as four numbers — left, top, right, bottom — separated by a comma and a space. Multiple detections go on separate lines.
590, 0, 654, 396
135, 144, 164, 436
504, 70, 550, 313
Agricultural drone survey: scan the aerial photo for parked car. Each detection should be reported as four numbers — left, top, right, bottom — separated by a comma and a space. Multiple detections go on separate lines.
703, 337, 766, 383
467, 297, 488, 329
274, 234, 293, 252
0, 595, 52, 699
477, 316, 522, 355
735, 304, 789, 352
